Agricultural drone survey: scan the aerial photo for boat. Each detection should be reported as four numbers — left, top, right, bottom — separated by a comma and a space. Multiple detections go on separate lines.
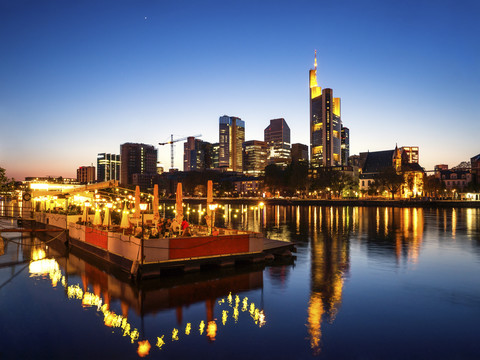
25, 180, 295, 279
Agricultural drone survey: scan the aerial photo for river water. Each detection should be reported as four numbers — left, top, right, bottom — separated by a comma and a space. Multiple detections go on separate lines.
1, 205, 480, 359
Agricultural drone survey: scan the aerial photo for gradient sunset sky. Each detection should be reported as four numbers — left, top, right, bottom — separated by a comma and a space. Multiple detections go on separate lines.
1, 0, 479, 180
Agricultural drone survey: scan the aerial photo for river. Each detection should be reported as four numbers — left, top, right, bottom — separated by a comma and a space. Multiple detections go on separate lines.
1, 205, 480, 359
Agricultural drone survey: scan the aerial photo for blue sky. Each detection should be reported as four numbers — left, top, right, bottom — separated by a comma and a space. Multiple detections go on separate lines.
1, 0, 479, 179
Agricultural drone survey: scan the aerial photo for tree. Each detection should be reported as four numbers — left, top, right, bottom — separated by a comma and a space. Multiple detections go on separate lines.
0, 167, 15, 197
264, 164, 285, 196
378, 167, 404, 199
423, 175, 443, 198
367, 179, 382, 197
285, 161, 309, 196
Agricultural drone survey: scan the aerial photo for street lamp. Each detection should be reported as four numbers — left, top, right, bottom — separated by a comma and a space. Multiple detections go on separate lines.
139, 203, 148, 267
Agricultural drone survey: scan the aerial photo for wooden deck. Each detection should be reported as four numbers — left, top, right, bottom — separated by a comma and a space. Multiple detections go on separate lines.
0, 228, 64, 233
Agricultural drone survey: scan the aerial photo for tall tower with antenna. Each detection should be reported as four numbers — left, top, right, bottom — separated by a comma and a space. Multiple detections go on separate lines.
309, 50, 343, 167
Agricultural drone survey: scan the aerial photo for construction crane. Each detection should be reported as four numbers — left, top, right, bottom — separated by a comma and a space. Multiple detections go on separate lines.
159, 134, 202, 169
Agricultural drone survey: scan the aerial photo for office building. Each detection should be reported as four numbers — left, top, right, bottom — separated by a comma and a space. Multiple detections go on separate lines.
219, 115, 245, 172
97, 153, 120, 182
77, 166, 95, 184
120, 143, 157, 186
264, 118, 291, 168
341, 127, 350, 166
243, 140, 268, 176
471, 154, 480, 184
212, 143, 220, 169
400, 146, 419, 164
183, 137, 213, 171
291, 143, 309, 163
309, 51, 342, 167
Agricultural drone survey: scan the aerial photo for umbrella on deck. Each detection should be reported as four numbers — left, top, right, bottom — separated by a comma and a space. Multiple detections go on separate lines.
175, 182, 183, 223
120, 203, 130, 230
82, 204, 88, 223
153, 184, 159, 224
207, 180, 213, 204
133, 186, 141, 225
103, 206, 111, 228
206, 180, 215, 232
93, 208, 102, 226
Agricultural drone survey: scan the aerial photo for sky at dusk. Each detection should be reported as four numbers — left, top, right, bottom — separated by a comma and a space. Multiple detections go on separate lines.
1, 0, 479, 180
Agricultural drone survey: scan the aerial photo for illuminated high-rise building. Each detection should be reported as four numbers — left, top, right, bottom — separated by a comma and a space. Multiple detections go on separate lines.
341, 127, 349, 165
77, 166, 95, 184
309, 51, 342, 167
243, 140, 268, 176
120, 143, 157, 186
212, 142, 220, 169
291, 143, 309, 163
219, 115, 245, 172
399, 146, 419, 164
97, 153, 120, 182
264, 118, 291, 168
183, 137, 213, 171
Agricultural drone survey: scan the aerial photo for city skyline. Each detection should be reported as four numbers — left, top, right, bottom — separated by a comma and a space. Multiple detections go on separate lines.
1, 0, 479, 180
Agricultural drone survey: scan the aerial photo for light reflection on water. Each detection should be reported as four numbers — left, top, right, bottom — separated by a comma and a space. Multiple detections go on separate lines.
1, 205, 480, 358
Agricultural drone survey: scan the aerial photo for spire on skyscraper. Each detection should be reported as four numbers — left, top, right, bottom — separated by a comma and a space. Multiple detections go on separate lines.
314, 49, 317, 70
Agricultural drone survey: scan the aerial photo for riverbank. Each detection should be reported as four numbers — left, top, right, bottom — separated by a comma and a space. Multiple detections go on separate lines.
171, 197, 480, 208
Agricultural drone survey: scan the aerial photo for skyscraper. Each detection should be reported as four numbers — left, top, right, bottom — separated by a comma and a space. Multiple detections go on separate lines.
77, 166, 95, 184
264, 118, 291, 168
97, 153, 120, 182
291, 143, 309, 163
219, 115, 245, 172
183, 137, 213, 171
341, 127, 349, 166
243, 140, 268, 176
309, 51, 342, 167
120, 143, 157, 186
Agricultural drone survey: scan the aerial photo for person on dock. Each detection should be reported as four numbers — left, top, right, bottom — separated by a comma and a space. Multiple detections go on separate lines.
182, 226, 192, 237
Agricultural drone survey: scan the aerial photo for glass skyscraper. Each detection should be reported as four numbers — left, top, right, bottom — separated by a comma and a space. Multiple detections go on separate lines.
97, 153, 120, 182
310, 51, 343, 167
219, 115, 245, 172
264, 118, 291, 168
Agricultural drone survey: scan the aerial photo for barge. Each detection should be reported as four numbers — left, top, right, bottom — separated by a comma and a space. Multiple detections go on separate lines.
32, 212, 295, 279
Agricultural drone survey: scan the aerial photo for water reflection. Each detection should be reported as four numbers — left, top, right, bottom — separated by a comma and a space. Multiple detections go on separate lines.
307, 207, 351, 354
23, 235, 267, 357
356, 207, 425, 264
3, 205, 480, 358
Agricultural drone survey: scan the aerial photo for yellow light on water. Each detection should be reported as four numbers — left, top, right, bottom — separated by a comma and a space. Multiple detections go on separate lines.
206, 321, 217, 341
137, 340, 151, 357
31, 248, 46, 261
156, 336, 165, 349
242, 297, 249, 312
29, 258, 59, 275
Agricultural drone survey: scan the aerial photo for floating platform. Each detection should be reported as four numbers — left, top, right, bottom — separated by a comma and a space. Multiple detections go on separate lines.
30, 213, 296, 279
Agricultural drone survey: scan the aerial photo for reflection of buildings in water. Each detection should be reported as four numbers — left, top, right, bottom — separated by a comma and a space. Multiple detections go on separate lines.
307, 206, 351, 354
357, 207, 424, 264
437, 208, 480, 256
27, 239, 267, 354
266, 265, 291, 288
